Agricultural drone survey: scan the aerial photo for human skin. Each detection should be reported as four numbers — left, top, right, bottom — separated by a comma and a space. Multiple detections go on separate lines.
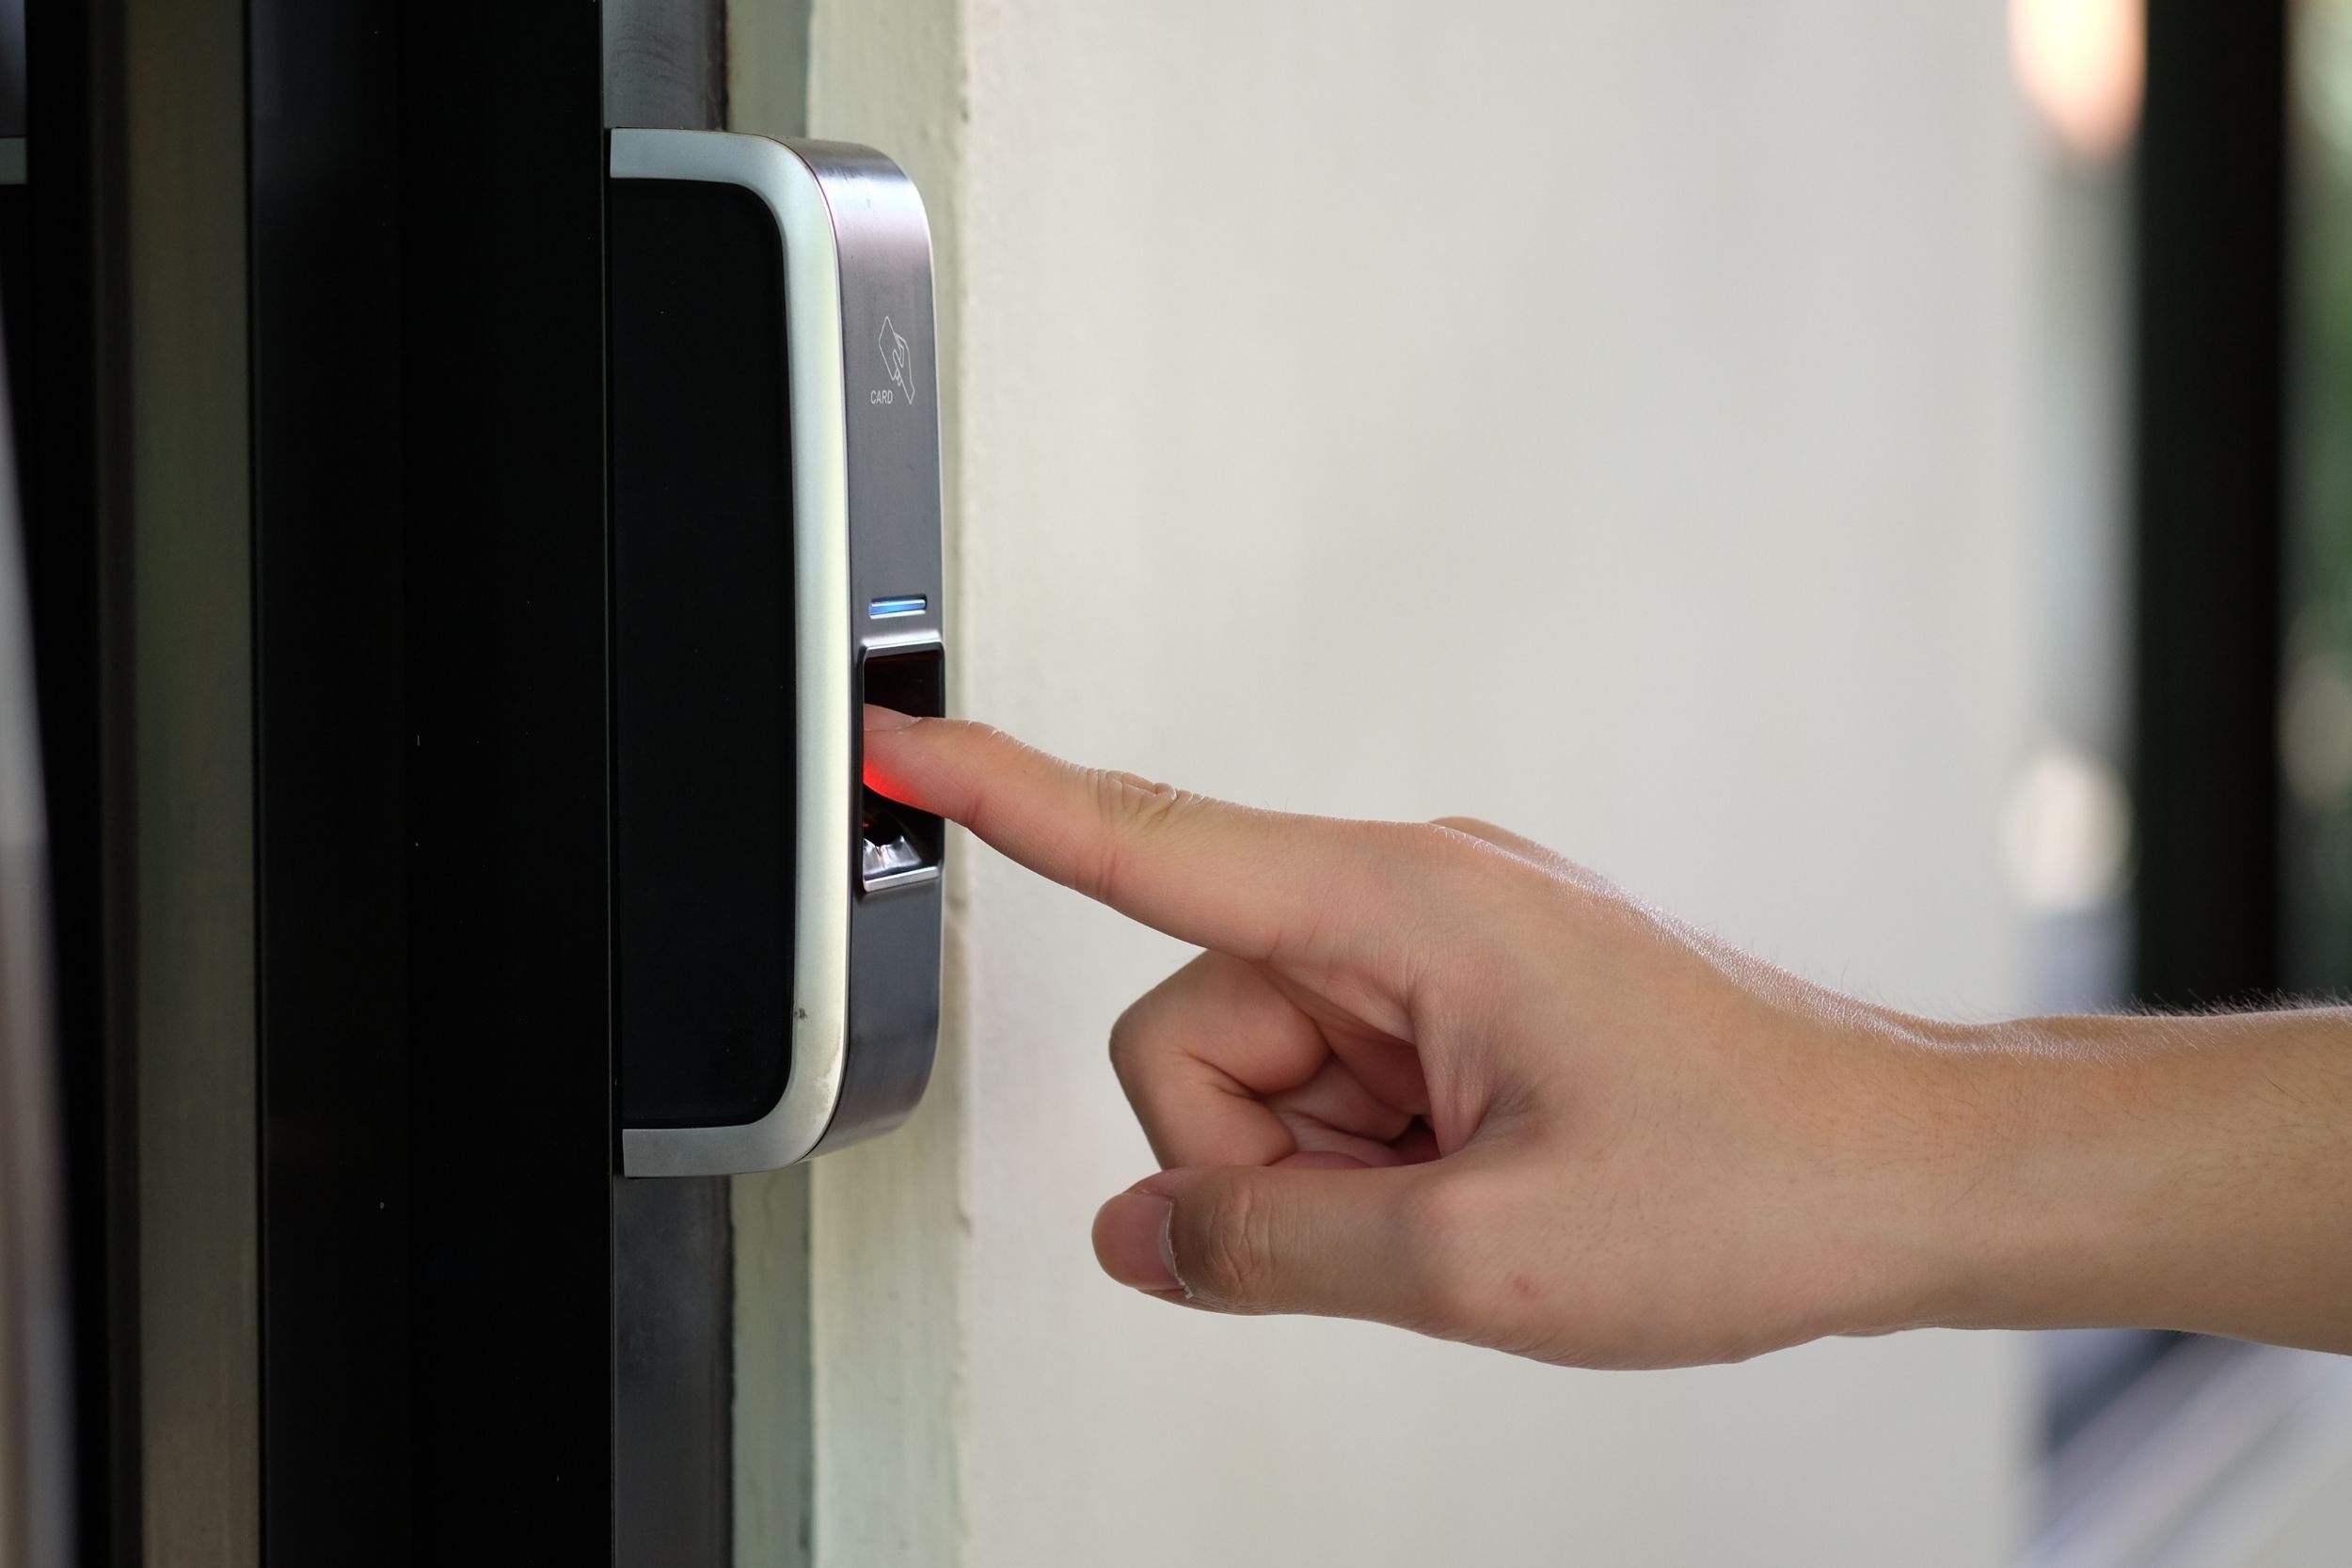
862, 707, 2352, 1367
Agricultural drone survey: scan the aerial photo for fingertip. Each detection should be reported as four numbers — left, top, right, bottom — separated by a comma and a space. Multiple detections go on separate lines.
1092, 1190, 1181, 1293
862, 706, 960, 816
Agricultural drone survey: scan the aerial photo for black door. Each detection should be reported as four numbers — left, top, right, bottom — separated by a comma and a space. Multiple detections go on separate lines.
8, 0, 740, 1561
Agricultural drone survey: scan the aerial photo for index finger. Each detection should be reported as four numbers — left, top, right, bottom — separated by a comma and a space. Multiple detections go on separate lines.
861, 707, 1411, 962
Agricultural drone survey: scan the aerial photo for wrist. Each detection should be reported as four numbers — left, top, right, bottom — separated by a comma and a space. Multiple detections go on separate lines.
1897, 1018, 2136, 1333
1896, 1011, 2352, 1349
1803, 1017, 2047, 1338
1812, 1011, 2185, 1339
1750, 1011, 2054, 1343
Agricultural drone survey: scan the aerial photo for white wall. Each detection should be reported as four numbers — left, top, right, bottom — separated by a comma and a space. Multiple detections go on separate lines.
816, 2, 2043, 1563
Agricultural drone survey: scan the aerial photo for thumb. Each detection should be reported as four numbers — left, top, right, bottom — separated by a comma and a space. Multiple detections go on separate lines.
1092, 1164, 1454, 1327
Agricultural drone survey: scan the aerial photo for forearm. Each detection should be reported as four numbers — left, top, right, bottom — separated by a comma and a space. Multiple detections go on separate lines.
1921, 1009, 2352, 1352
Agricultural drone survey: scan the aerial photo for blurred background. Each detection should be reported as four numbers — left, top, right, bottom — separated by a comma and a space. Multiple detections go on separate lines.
3, 0, 2350, 1565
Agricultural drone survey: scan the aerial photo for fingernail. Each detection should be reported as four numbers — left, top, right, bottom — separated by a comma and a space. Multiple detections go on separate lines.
1093, 1192, 1180, 1292
863, 705, 920, 733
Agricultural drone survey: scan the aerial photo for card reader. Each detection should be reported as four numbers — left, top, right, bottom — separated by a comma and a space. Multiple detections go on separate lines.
607, 130, 945, 1176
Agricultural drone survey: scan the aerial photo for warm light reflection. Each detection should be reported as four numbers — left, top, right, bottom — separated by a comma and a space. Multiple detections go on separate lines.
2282, 648, 2352, 811
2299, 0, 2352, 164
2010, 0, 2146, 160
2001, 743, 2131, 915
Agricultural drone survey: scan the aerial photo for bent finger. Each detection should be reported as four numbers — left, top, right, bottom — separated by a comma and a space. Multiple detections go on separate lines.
1108, 952, 1326, 1168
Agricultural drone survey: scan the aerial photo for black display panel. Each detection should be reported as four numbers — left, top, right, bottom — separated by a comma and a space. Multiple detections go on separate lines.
609, 176, 797, 1128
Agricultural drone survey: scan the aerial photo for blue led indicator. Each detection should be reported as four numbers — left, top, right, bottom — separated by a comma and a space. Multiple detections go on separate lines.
869, 594, 929, 619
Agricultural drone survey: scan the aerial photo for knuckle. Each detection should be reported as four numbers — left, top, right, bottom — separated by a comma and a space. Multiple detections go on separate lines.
1420, 817, 1499, 869
946, 725, 1018, 838
1397, 1175, 1480, 1266
1407, 817, 1471, 854
1079, 769, 1188, 902
1105, 999, 1149, 1083
1403, 818, 1523, 901
1185, 1180, 1279, 1307
1095, 766, 1181, 819
1375, 819, 1474, 882
1396, 1175, 1510, 1334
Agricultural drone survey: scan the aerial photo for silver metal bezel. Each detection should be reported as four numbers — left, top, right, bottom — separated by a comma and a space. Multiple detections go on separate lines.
612, 129, 854, 1177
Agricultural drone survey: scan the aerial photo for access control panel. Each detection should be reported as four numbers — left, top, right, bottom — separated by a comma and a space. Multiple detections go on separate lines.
607, 130, 945, 1176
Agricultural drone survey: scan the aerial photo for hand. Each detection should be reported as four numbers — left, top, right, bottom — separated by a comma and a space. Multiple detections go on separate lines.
863, 708, 2352, 1365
